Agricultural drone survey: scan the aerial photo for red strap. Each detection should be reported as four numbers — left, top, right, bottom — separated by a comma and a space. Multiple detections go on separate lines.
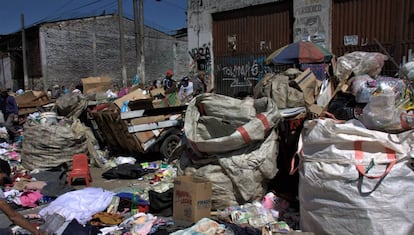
197, 103, 205, 115
256, 114, 270, 130
164, 98, 169, 107
237, 126, 251, 143
289, 150, 302, 175
188, 140, 198, 151
237, 114, 269, 143
354, 141, 396, 179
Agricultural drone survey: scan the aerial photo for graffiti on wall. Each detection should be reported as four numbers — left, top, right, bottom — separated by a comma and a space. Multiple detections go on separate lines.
294, 0, 329, 47
189, 43, 211, 72
216, 57, 273, 88
189, 43, 212, 90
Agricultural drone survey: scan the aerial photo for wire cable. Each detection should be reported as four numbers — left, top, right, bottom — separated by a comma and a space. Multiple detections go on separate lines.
160, 0, 186, 11
30, 0, 75, 26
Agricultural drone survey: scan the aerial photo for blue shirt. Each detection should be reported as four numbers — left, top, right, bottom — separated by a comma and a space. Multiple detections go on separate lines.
0, 95, 18, 116
6, 96, 18, 115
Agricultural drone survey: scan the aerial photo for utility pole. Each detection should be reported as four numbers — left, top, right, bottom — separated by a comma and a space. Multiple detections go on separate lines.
21, 14, 29, 90
118, 0, 127, 87
133, 0, 140, 83
139, 0, 145, 85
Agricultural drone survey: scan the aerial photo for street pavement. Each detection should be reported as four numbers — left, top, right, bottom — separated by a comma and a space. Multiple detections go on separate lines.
72, 166, 141, 191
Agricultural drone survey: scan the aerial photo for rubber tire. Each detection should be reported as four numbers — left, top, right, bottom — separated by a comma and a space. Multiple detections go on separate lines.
160, 134, 181, 159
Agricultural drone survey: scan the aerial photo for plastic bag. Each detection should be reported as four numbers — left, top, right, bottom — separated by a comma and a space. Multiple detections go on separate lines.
359, 88, 405, 131
350, 75, 376, 103
335, 51, 388, 81
351, 76, 406, 104
400, 61, 414, 81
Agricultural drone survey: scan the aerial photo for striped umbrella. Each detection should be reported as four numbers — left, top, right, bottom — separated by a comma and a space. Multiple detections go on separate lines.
265, 41, 334, 65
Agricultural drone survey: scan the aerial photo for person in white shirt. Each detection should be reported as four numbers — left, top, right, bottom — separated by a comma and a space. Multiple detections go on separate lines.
178, 76, 194, 104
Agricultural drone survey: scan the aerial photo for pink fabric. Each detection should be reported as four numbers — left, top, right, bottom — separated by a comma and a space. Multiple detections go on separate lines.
118, 87, 130, 98
20, 190, 43, 207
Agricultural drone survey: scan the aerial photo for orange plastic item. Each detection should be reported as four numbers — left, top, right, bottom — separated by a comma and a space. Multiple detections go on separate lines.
67, 154, 92, 186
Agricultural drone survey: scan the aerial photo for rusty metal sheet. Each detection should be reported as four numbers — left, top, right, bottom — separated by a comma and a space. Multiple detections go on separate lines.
332, 0, 414, 75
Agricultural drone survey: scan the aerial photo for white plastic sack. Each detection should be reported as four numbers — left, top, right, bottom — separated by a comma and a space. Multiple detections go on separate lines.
184, 93, 281, 154
299, 118, 414, 235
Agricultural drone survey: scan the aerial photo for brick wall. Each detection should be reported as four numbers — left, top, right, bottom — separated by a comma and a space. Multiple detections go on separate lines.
39, 15, 188, 91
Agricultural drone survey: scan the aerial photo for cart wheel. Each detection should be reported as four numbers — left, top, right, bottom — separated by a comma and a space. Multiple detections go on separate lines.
160, 134, 181, 159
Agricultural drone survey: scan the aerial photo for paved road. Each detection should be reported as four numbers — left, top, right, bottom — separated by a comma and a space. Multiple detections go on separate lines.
72, 166, 141, 191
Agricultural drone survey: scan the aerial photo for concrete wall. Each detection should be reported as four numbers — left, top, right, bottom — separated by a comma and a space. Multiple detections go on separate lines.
144, 30, 188, 86
39, 15, 187, 91
0, 56, 12, 89
293, 0, 331, 50
187, 0, 331, 90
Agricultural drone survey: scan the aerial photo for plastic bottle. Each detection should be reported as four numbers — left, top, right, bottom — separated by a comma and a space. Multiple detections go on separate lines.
130, 193, 139, 216
121, 100, 130, 113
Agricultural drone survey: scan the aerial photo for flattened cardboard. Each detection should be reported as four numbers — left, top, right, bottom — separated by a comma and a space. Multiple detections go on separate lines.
152, 99, 168, 108
134, 131, 155, 143
114, 89, 150, 108
173, 176, 212, 223
15, 91, 51, 109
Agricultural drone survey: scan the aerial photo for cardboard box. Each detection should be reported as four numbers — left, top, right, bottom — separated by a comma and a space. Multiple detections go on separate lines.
294, 68, 323, 115
150, 88, 165, 97
173, 176, 212, 223
82, 76, 113, 94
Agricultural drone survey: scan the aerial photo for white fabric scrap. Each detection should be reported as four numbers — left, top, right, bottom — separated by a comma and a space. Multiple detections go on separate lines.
39, 187, 115, 224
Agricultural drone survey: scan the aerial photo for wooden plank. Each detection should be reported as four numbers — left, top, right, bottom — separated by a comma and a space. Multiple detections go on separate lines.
104, 112, 132, 152
128, 120, 181, 133
107, 112, 143, 153
130, 115, 166, 125
92, 111, 118, 148
120, 110, 145, 119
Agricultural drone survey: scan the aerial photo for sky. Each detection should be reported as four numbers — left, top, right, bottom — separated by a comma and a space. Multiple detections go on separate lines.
0, 0, 187, 35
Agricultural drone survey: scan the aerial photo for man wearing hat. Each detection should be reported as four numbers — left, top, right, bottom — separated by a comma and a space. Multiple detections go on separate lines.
162, 70, 176, 91
0, 159, 44, 234
0, 89, 19, 142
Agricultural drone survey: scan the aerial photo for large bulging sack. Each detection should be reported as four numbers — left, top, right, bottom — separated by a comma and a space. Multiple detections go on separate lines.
184, 93, 281, 154
299, 118, 414, 235
21, 119, 88, 170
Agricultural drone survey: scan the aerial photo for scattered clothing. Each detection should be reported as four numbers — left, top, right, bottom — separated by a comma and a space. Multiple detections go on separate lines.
19, 190, 43, 208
